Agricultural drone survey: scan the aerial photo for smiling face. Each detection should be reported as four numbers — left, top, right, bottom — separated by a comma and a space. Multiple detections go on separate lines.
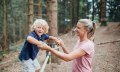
34, 25, 44, 36
75, 22, 87, 37
32, 19, 49, 36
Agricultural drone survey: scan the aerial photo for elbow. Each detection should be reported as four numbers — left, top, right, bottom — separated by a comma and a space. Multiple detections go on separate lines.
64, 59, 71, 62
63, 57, 72, 62
27, 36, 31, 41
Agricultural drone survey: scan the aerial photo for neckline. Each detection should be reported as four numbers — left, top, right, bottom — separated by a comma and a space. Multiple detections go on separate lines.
79, 39, 90, 43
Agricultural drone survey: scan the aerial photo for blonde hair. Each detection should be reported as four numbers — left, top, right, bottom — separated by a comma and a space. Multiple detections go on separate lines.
78, 19, 96, 39
31, 19, 49, 34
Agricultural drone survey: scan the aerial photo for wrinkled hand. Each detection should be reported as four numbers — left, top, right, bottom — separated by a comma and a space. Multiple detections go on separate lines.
37, 41, 51, 51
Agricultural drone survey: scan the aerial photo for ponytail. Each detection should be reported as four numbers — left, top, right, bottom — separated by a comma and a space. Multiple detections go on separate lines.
88, 22, 96, 40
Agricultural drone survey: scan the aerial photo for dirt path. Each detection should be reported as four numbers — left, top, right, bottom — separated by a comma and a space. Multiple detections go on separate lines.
93, 22, 120, 72
0, 22, 120, 72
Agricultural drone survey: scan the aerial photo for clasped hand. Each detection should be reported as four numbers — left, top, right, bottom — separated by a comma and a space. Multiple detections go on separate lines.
37, 38, 64, 50
55, 38, 64, 47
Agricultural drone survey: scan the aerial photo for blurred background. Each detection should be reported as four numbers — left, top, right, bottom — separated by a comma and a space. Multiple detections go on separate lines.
0, 0, 120, 72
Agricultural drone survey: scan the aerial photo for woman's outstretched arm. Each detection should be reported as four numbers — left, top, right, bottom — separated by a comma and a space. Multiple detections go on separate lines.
58, 39, 70, 54
48, 47, 86, 62
38, 43, 86, 62
60, 45, 70, 54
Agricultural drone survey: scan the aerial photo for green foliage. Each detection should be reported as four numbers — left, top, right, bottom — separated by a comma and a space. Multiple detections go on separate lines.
106, 0, 120, 22
0, 0, 28, 52
58, 0, 71, 33
8, 0, 28, 43
0, 1, 3, 33
79, 0, 88, 18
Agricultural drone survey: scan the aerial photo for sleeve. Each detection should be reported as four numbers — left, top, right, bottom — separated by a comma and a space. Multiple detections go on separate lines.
81, 43, 94, 55
28, 31, 35, 38
43, 34, 49, 40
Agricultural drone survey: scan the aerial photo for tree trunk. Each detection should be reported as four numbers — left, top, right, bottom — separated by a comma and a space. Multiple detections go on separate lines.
27, 0, 34, 35
47, 0, 58, 36
74, 0, 79, 24
37, 0, 42, 18
3, 0, 9, 51
100, 0, 107, 26
46, 0, 60, 64
18, 22, 22, 43
12, 21, 16, 43
92, 0, 95, 21
70, 0, 79, 27
34, 0, 42, 18
70, 0, 75, 27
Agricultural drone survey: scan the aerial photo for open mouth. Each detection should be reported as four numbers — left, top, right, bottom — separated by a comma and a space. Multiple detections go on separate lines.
38, 31, 42, 33
38, 30, 43, 33
37, 31, 43, 36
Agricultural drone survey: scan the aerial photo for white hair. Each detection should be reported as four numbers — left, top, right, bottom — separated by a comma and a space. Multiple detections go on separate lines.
31, 19, 49, 33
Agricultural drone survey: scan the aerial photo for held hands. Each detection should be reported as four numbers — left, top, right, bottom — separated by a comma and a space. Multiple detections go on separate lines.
55, 38, 67, 53
55, 38, 64, 47
50, 36, 64, 46
37, 38, 65, 51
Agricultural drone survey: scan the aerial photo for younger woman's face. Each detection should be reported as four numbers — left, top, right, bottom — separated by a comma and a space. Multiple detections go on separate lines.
34, 25, 44, 36
75, 22, 87, 37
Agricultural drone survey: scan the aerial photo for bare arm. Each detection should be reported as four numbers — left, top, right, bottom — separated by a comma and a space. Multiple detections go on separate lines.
37, 40, 86, 61
49, 36, 58, 41
27, 36, 42, 47
48, 47, 86, 62
49, 36, 70, 54
60, 45, 70, 54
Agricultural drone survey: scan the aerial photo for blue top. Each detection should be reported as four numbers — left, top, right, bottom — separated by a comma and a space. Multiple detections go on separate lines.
19, 31, 49, 61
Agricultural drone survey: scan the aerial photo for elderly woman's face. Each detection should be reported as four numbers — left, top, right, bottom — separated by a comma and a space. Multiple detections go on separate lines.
75, 22, 87, 37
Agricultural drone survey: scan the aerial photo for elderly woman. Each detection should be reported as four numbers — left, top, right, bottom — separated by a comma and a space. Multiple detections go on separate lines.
38, 19, 96, 72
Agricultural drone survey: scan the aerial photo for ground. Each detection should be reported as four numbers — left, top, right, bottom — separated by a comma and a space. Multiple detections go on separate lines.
0, 22, 120, 72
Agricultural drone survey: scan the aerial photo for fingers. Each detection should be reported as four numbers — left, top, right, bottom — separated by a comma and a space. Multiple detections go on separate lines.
55, 38, 64, 46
